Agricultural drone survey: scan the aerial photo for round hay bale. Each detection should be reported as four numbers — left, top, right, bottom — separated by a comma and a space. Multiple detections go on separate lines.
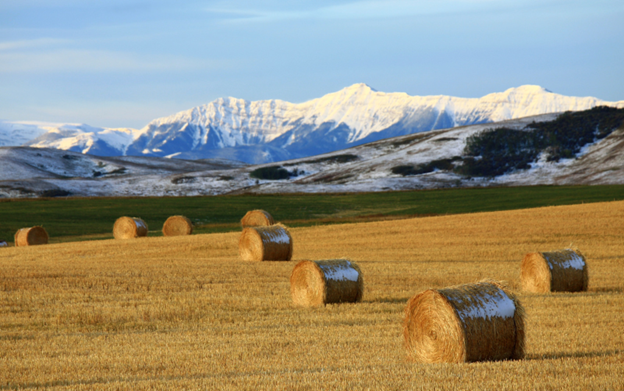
0, 240, 8, 247
404, 280, 525, 363
113, 217, 148, 239
521, 248, 588, 293
240, 210, 275, 227
162, 215, 193, 236
238, 223, 292, 261
14, 226, 49, 247
290, 259, 363, 307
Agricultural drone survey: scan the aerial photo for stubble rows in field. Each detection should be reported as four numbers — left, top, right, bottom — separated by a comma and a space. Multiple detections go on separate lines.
1, 201, 623, 390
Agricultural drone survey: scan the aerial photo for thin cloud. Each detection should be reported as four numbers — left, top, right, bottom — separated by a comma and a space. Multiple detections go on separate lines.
206, 0, 506, 23
204, 8, 303, 22
315, 0, 501, 19
0, 49, 226, 73
0, 38, 68, 51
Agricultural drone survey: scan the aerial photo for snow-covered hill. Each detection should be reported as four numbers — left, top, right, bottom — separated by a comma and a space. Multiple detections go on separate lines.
3, 84, 623, 164
0, 146, 246, 198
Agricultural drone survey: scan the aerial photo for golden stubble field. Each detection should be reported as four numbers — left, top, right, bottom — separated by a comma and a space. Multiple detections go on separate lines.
1, 201, 623, 390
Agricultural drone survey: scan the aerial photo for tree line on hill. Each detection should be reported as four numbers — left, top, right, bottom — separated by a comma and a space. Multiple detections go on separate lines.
393, 106, 624, 178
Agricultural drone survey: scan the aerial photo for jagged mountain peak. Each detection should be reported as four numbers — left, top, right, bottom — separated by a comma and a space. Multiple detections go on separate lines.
504, 85, 551, 94
312, 83, 390, 105
341, 82, 378, 92
480, 85, 554, 102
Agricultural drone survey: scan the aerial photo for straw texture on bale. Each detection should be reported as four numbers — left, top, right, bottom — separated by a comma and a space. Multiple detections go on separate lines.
0, 241, 8, 247
239, 223, 292, 261
162, 215, 193, 236
240, 210, 275, 227
521, 248, 588, 293
290, 259, 364, 307
14, 226, 49, 247
113, 217, 148, 239
404, 280, 525, 363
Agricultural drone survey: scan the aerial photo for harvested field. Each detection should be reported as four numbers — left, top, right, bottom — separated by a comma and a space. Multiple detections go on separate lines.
1, 201, 623, 390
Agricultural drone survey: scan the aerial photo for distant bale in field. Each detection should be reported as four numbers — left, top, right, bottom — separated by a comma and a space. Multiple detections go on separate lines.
0, 240, 8, 247
521, 248, 588, 293
162, 215, 193, 236
404, 280, 525, 363
241, 210, 275, 227
239, 223, 292, 261
14, 226, 49, 247
290, 259, 363, 307
113, 217, 148, 239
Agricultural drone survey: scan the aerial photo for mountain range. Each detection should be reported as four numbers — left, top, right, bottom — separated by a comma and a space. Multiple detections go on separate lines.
2, 84, 623, 164
2, 106, 623, 199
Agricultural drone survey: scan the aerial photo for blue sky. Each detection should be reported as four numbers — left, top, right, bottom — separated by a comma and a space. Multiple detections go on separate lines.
1, 0, 623, 129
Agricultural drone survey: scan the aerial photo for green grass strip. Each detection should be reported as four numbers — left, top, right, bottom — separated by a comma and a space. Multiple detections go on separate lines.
1, 184, 623, 243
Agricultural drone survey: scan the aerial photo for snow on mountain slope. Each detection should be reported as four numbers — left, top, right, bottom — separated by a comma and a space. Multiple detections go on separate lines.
128, 84, 624, 163
0, 121, 50, 146
23, 124, 139, 156
0, 120, 142, 157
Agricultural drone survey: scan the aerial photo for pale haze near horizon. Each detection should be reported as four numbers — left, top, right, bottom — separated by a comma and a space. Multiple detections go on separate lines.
0, 0, 622, 129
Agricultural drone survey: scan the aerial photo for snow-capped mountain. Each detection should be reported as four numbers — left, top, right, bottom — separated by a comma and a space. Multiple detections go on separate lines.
0, 121, 49, 146
0, 121, 140, 156
25, 124, 139, 156
129, 84, 624, 163
2, 84, 624, 164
